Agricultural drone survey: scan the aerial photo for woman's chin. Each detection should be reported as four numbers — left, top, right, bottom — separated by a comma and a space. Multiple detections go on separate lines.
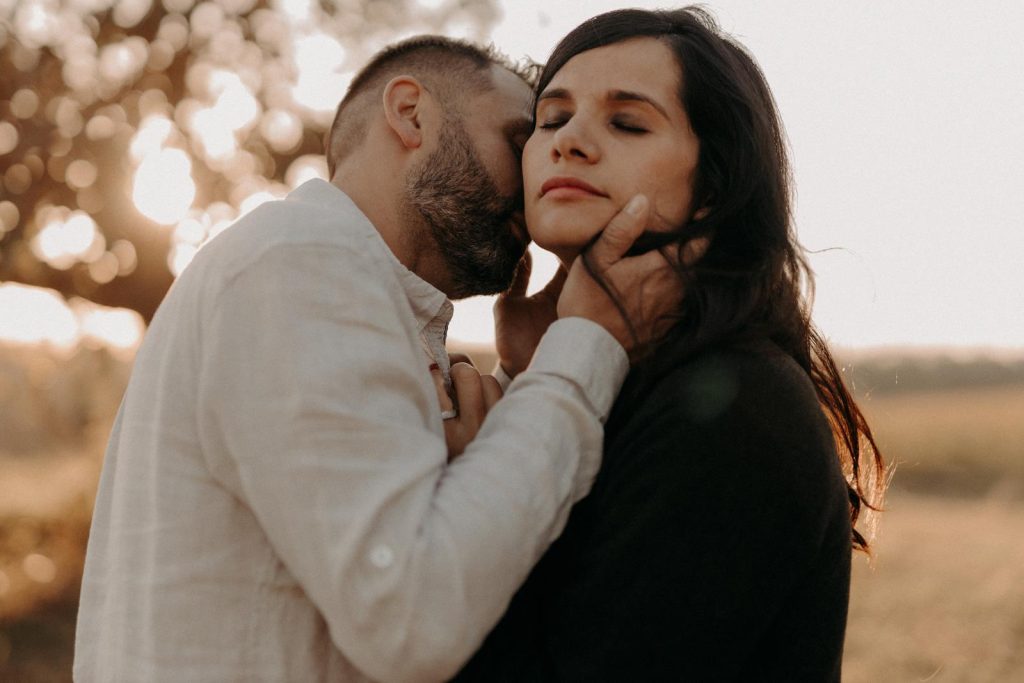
527, 218, 599, 256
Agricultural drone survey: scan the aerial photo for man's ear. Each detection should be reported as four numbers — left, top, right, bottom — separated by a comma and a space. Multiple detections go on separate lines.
382, 76, 426, 150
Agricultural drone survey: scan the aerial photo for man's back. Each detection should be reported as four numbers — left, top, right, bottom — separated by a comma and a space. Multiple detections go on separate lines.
74, 182, 404, 681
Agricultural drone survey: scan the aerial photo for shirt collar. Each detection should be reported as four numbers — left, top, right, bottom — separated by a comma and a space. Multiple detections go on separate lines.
287, 179, 453, 336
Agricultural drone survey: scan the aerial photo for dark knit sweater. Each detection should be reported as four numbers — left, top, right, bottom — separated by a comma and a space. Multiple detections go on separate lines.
454, 342, 852, 682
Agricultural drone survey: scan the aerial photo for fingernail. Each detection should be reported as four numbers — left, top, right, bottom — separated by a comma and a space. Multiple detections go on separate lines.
625, 195, 647, 215
428, 363, 439, 371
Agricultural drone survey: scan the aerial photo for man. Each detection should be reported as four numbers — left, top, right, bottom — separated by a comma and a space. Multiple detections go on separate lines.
75, 37, 674, 682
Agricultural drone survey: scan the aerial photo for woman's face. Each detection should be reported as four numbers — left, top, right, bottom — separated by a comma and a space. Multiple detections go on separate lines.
523, 37, 701, 264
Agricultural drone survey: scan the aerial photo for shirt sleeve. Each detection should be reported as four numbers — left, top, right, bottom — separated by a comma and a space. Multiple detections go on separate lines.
195, 243, 627, 683
491, 361, 514, 392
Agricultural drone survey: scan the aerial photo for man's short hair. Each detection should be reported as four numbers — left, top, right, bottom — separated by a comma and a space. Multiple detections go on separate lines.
325, 36, 536, 177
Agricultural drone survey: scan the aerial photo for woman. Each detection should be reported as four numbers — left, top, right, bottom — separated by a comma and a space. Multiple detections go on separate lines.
454, 7, 886, 681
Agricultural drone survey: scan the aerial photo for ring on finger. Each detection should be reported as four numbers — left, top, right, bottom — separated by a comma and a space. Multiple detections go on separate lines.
440, 408, 459, 420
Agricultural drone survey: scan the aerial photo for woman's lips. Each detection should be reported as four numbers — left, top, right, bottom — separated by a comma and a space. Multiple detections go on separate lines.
540, 177, 608, 198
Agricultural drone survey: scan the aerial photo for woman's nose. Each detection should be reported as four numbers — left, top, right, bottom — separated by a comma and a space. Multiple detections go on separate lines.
551, 119, 600, 164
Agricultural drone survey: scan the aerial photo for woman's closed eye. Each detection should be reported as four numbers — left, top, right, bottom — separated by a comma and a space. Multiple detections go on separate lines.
537, 116, 569, 130
611, 117, 648, 134
536, 114, 649, 135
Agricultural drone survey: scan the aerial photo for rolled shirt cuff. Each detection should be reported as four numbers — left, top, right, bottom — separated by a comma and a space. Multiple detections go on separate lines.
525, 317, 629, 422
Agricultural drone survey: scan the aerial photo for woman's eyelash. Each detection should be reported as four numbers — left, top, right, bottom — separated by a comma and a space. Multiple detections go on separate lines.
613, 120, 648, 134
536, 117, 648, 134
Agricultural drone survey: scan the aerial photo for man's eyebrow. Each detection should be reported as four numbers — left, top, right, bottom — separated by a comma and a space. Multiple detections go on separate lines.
608, 90, 670, 120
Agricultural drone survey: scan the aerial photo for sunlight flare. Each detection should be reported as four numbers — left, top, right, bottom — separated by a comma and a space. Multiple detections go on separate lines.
132, 148, 195, 225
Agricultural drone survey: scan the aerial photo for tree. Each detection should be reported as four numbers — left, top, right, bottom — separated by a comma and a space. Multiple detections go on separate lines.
0, 0, 500, 320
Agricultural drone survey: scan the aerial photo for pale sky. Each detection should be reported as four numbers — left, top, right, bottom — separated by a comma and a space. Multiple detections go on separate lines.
448, 0, 1024, 350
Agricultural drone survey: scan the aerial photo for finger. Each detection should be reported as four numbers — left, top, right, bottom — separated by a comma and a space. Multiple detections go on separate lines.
616, 245, 680, 279
635, 235, 708, 271
450, 362, 483, 426
538, 262, 569, 300
588, 194, 649, 271
505, 251, 532, 297
429, 364, 454, 412
682, 235, 711, 265
607, 249, 683, 309
448, 352, 475, 367
481, 374, 503, 410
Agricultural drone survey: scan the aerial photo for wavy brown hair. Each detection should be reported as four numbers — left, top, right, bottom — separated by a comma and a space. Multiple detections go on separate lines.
539, 7, 886, 551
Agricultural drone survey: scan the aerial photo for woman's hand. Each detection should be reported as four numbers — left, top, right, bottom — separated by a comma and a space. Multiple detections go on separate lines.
430, 362, 503, 460
493, 251, 568, 379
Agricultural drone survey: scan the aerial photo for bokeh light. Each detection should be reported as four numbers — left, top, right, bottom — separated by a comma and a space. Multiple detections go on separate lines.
0, 123, 20, 155
31, 209, 105, 270
0, 201, 20, 233
0, 281, 145, 355
21, 554, 56, 585
4, 164, 33, 194
285, 154, 328, 188
110, 239, 139, 276
65, 159, 98, 190
133, 149, 196, 225
291, 32, 351, 119
76, 300, 146, 355
9, 90, 39, 119
0, 283, 81, 349
261, 109, 303, 154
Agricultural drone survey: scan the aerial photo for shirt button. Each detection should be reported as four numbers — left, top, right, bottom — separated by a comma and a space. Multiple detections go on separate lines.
370, 545, 394, 569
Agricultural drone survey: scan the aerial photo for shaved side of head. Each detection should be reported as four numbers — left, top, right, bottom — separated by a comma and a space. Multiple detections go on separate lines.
325, 36, 535, 177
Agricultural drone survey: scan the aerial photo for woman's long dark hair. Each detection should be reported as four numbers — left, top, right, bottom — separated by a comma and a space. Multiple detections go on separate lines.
539, 7, 886, 552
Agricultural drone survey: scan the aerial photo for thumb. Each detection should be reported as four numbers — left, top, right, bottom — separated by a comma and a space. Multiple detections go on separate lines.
588, 194, 649, 271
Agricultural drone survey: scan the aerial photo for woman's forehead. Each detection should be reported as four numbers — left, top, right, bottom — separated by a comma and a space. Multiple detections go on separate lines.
545, 38, 681, 96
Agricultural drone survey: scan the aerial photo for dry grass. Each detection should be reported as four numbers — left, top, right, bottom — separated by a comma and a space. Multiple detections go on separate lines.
844, 492, 1024, 682
858, 386, 1024, 498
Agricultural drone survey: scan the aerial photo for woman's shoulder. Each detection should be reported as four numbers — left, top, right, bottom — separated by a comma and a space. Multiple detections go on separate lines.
606, 340, 843, 503
627, 340, 825, 430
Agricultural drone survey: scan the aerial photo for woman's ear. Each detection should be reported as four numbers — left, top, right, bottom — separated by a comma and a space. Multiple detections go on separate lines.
382, 76, 425, 150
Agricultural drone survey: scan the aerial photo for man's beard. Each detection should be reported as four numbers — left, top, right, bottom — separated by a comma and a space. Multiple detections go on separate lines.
405, 117, 527, 299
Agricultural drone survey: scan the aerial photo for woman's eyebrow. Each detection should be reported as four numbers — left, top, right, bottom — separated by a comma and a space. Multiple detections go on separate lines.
536, 87, 572, 103
536, 87, 669, 121
608, 90, 670, 120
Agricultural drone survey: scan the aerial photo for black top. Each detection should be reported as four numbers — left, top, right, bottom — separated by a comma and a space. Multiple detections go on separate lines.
454, 342, 852, 682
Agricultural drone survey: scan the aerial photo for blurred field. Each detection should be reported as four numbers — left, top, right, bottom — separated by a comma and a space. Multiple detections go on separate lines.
1, 343, 1023, 680
844, 492, 1024, 682
859, 386, 1024, 500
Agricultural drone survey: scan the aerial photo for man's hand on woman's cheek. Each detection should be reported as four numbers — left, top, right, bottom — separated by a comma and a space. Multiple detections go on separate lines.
558, 194, 708, 360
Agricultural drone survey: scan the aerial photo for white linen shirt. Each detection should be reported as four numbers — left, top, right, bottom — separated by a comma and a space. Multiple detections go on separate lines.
74, 180, 628, 683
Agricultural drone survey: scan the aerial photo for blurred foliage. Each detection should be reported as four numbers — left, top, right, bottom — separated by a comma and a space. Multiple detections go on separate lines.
842, 352, 1024, 396
0, 343, 131, 456
0, 0, 500, 320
